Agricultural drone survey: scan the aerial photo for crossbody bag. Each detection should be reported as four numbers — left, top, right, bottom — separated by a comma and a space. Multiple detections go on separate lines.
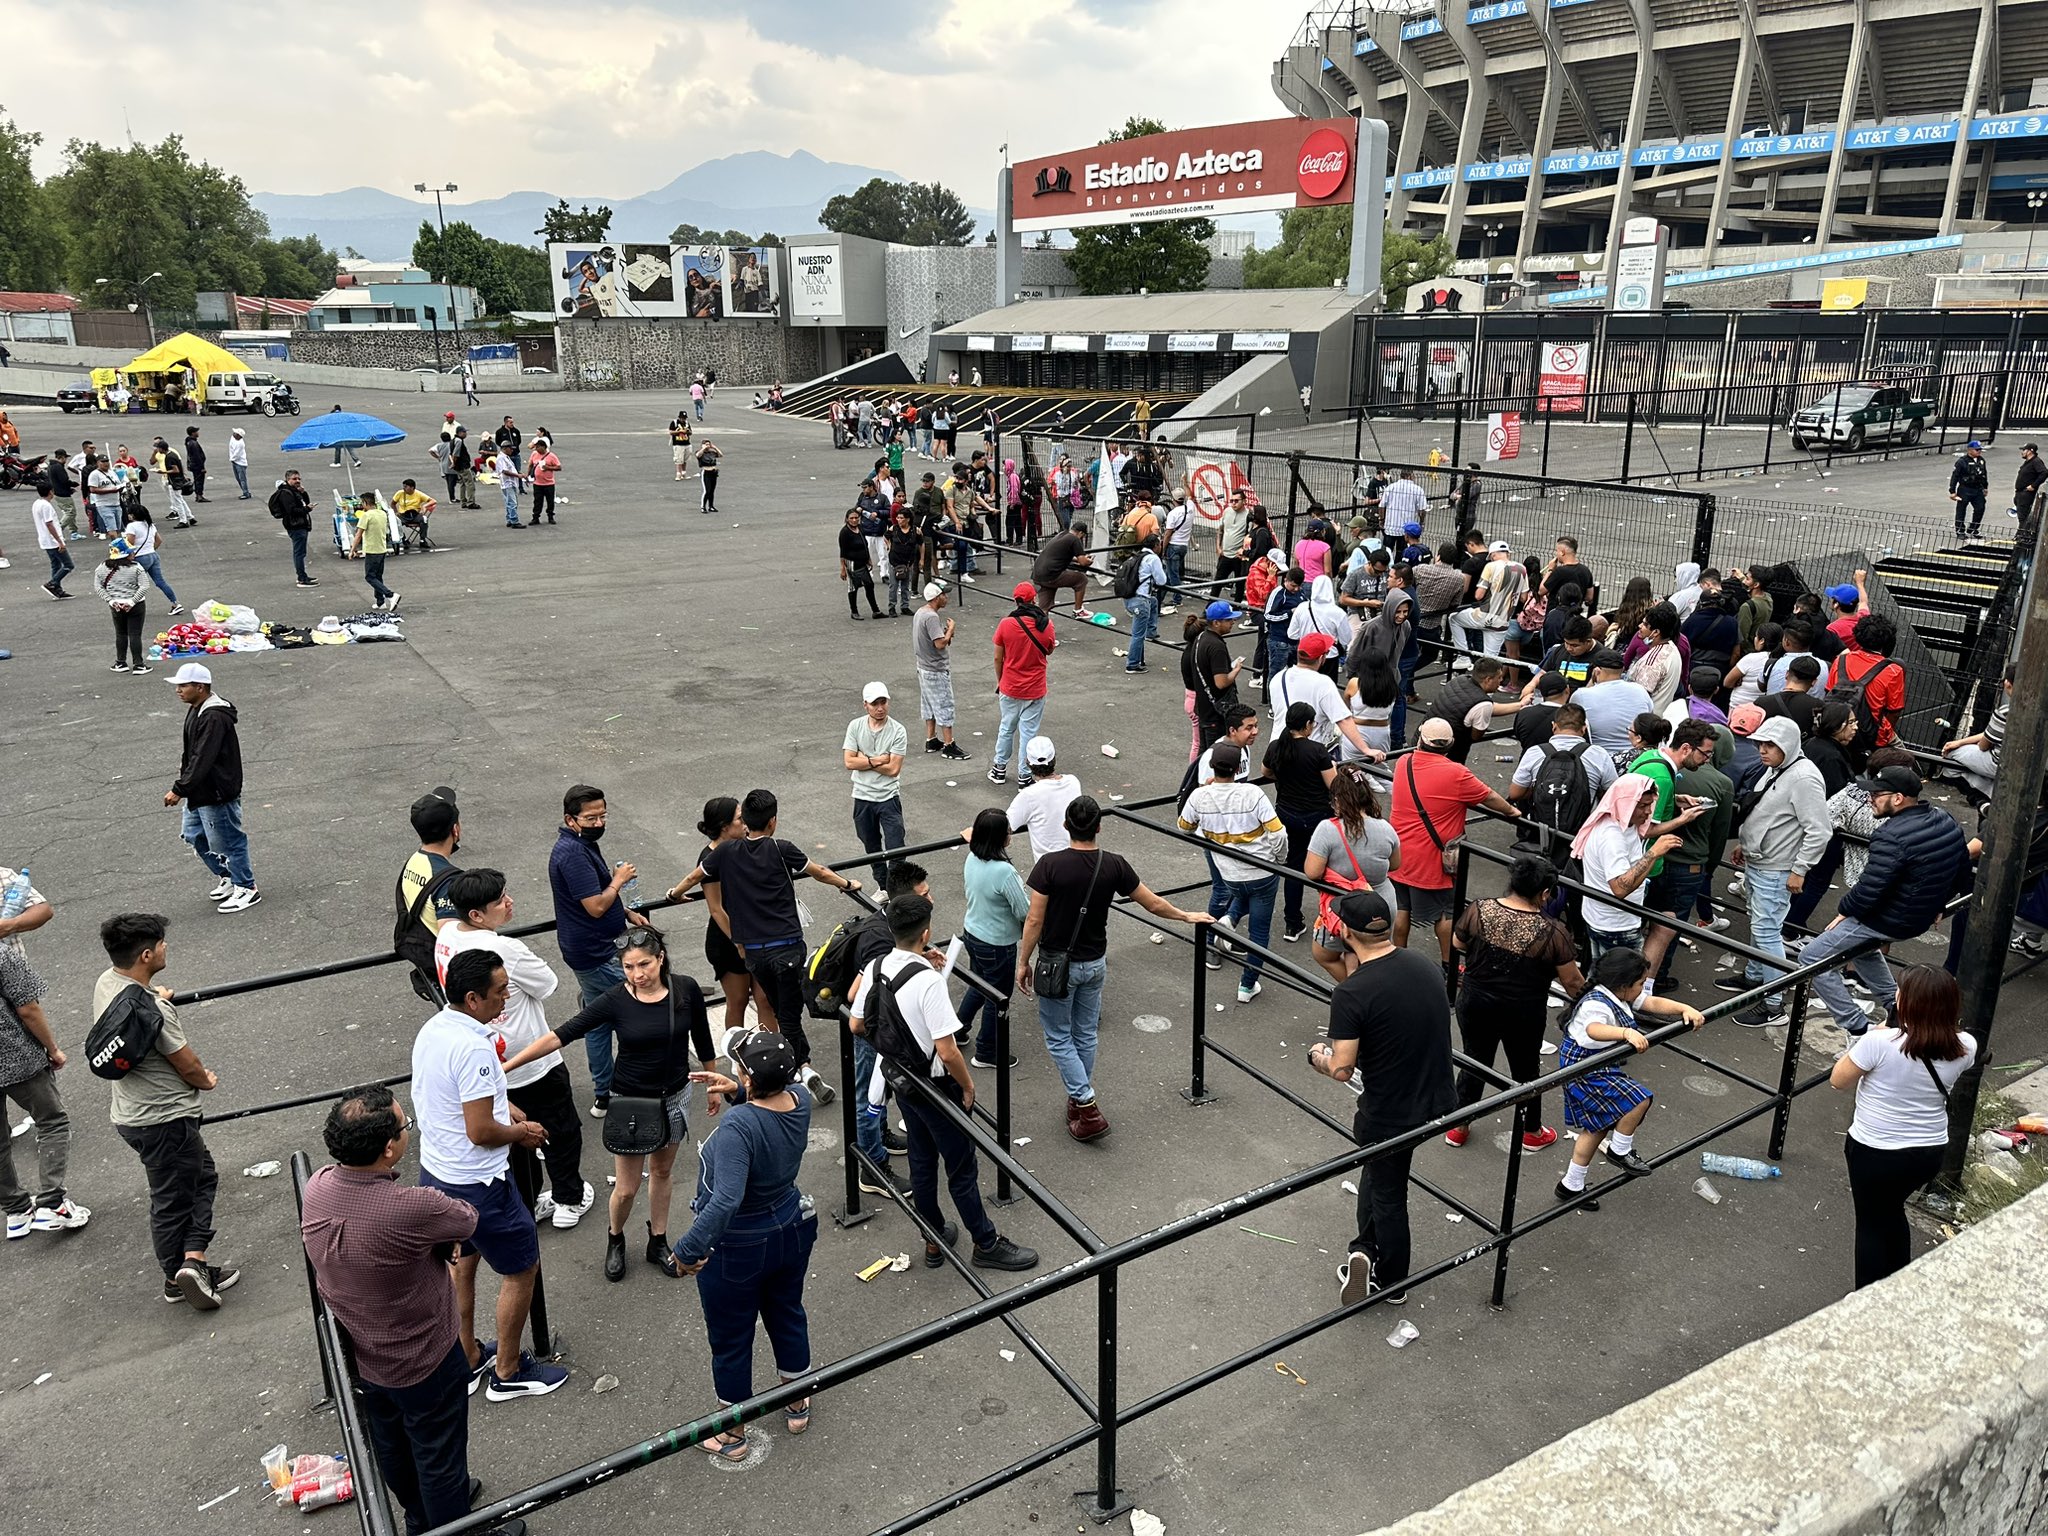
1405, 755, 1463, 876
602, 987, 677, 1156
1033, 851, 1104, 1001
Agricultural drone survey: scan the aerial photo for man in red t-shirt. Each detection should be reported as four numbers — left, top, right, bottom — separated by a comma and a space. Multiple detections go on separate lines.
1823, 570, 1867, 647
1829, 611, 1907, 764
991, 583, 1058, 787
1389, 718, 1519, 974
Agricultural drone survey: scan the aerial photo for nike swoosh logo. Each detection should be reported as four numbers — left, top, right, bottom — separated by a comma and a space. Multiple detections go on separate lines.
898, 323, 925, 338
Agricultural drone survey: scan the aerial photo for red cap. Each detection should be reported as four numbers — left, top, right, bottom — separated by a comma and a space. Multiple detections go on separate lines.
1012, 581, 1038, 603
1296, 632, 1337, 661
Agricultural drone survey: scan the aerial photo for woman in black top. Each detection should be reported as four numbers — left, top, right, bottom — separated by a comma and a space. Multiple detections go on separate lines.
837, 508, 882, 620
1244, 506, 1276, 568
1803, 700, 1857, 799
886, 508, 921, 616
1682, 584, 1742, 684
506, 928, 717, 1282
1447, 854, 1584, 1150
668, 797, 776, 1034
1263, 700, 1337, 942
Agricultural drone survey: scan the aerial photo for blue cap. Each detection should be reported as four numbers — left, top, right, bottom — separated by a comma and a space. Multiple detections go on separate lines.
1203, 600, 1238, 621
1968, 439, 1983, 449
1827, 583, 1860, 605
1402, 521, 1423, 537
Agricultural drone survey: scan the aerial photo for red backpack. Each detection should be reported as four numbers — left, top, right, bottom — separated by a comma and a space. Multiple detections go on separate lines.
1317, 819, 1375, 933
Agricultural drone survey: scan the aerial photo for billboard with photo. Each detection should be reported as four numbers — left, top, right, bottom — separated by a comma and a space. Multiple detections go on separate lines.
549, 242, 779, 320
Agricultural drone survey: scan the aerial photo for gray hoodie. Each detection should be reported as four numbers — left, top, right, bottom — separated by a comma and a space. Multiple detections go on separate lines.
1737, 717, 1831, 874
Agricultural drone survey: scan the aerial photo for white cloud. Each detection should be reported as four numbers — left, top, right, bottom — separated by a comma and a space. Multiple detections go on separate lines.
5, 0, 1279, 203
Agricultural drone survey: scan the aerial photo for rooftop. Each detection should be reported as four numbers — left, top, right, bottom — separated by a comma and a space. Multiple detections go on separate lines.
0, 290, 80, 313
937, 287, 1364, 335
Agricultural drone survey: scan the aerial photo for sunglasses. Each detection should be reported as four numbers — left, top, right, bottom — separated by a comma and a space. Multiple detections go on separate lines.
614, 929, 668, 957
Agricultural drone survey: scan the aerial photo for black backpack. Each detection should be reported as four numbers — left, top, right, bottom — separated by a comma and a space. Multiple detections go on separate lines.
86, 982, 166, 1079
394, 865, 461, 1005
1828, 655, 1903, 758
1113, 551, 1145, 600
804, 912, 882, 1020
1517, 740, 1594, 862
860, 958, 933, 1081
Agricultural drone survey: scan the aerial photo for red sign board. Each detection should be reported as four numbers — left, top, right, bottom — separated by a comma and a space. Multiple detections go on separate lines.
1011, 117, 1359, 233
1535, 342, 1589, 414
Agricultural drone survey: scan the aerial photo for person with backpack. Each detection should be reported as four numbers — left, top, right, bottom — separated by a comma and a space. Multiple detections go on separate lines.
396, 788, 463, 1002
847, 895, 1039, 1273
1301, 763, 1401, 984
1444, 853, 1583, 1153
1117, 533, 1169, 674
1827, 613, 1907, 770
1507, 702, 1614, 857
1950, 440, 1990, 537
93, 912, 237, 1308
1390, 719, 1522, 981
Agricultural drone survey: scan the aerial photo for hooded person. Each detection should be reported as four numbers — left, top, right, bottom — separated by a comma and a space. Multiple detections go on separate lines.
1669, 562, 1703, 621
1727, 715, 1832, 1026
1569, 773, 1668, 955
1287, 572, 1354, 670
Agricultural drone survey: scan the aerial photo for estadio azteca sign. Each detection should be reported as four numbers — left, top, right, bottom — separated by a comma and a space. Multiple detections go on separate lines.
1012, 117, 1359, 232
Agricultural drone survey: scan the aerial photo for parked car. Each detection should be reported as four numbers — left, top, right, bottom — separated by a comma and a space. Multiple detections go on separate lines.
1789, 384, 1934, 451
55, 380, 96, 413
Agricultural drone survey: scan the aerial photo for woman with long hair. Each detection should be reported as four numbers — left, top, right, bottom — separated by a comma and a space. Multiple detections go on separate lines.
667, 797, 775, 1030
1830, 965, 1976, 1288
957, 808, 1030, 1067
1445, 853, 1584, 1151
120, 502, 183, 614
1602, 575, 1655, 647
1343, 649, 1399, 760
1301, 762, 1401, 982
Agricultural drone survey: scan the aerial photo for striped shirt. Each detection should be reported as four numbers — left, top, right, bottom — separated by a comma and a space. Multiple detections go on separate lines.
1179, 782, 1285, 883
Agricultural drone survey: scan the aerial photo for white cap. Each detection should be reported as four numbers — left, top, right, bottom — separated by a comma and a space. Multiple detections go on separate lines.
1489, 539, 1512, 553
922, 581, 945, 601
1026, 734, 1057, 766
169, 662, 213, 686
862, 680, 890, 703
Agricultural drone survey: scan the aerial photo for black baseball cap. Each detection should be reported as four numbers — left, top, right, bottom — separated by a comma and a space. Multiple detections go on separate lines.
1333, 890, 1393, 936
1590, 648, 1628, 671
1857, 764, 1922, 798
731, 1028, 799, 1096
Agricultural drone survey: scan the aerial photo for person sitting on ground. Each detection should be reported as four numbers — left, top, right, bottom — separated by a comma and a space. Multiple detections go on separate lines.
1940, 665, 2011, 802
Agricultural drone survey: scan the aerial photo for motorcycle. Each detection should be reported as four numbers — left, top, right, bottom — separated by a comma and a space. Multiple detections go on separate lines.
0, 449, 47, 491
261, 382, 302, 418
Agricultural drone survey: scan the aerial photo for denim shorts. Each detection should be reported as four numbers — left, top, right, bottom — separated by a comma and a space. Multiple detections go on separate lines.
421, 1167, 539, 1276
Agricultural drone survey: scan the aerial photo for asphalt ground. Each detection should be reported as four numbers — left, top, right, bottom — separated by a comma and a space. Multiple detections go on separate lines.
1, 383, 2041, 1536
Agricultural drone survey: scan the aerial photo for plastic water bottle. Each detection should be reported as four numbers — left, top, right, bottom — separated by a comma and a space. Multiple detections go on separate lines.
0, 868, 31, 923
1700, 1151, 1781, 1180
616, 862, 641, 912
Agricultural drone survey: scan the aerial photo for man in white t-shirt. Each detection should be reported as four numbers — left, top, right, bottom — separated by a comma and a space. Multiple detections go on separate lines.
1006, 736, 1079, 859
410, 949, 566, 1402
492, 446, 524, 528
1161, 496, 1195, 612
32, 492, 73, 599
434, 869, 592, 1230
1264, 634, 1379, 759
844, 680, 908, 883
1577, 778, 1681, 958
847, 895, 1037, 1271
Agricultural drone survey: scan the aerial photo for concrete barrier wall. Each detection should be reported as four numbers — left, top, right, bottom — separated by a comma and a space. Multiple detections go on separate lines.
0, 348, 564, 401
1360, 1182, 2048, 1536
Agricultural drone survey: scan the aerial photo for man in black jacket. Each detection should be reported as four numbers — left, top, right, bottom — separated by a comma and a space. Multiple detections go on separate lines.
162, 663, 259, 912
2014, 443, 2046, 525
1950, 440, 1990, 537
268, 469, 316, 588
183, 426, 208, 503
1800, 765, 1969, 1035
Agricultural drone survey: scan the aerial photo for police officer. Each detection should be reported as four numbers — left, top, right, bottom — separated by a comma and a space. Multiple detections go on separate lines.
1950, 439, 1990, 538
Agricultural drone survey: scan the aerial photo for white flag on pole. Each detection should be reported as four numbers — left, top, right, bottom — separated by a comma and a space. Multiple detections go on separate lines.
1094, 445, 1118, 521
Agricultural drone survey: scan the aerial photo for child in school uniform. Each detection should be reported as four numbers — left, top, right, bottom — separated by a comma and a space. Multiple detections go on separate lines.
1556, 947, 1704, 1208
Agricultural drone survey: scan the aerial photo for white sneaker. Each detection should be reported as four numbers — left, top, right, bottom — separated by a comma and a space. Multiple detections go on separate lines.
218, 887, 262, 913
1236, 981, 1262, 1004
551, 1182, 597, 1230
31, 1199, 90, 1232
5, 1208, 29, 1239
532, 1190, 556, 1223
206, 876, 233, 901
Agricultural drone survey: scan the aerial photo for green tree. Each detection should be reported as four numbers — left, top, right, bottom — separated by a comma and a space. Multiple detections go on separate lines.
819, 178, 907, 242
412, 218, 521, 316
52, 140, 194, 313
485, 239, 551, 311
0, 112, 68, 290
1381, 232, 1453, 309
537, 199, 612, 243
902, 182, 975, 246
1243, 204, 1350, 289
1065, 117, 1213, 296
253, 233, 337, 299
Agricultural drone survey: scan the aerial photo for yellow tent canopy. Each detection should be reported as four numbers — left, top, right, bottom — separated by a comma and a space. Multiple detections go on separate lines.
121, 332, 257, 398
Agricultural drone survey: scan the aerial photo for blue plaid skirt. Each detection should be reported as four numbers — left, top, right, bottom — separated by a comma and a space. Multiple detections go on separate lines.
1557, 1030, 1652, 1132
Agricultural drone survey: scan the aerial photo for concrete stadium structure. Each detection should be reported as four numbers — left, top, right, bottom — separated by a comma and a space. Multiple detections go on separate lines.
1275, 0, 2048, 285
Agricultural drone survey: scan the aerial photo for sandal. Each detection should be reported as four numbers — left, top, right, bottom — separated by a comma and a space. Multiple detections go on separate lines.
700, 1431, 749, 1462
785, 1398, 811, 1435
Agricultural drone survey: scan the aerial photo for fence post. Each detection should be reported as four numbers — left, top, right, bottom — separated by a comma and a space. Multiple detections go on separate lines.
1620, 393, 1637, 483
1078, 1266, 1132, 1523
1352, 409, 1364, 465
1767, 976, 1811, 1162
1692, 492, 1716, 568
509, 1146, 555, 1358
994, 1001, 1016, 1204
1490, 1097, 1531, 1308
1284, 451, 1304, 549
1695, 403, 1710, 483
1763, 383, 1777, 474
1183, 922, 1214, 1105
1541, 408, 1554, 479
1449, 400, 1464, 469
833, 1004, 873, 1228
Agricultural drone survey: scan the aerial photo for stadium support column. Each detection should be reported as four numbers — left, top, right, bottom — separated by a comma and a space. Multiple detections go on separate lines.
994, 169, 1021, 311
1515, 68, 1565, 280
1349, 120, 1390, 299
1814, 0, 1870, 250
1942, 0, 1996, 238
1442, 9, 1517, 251
1599, 2, 1658, 299
1705, 6, 1762, 270
1387, 87, 1432, 232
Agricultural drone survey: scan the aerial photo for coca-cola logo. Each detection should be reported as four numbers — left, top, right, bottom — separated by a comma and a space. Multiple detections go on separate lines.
1297, 128, 1350, 198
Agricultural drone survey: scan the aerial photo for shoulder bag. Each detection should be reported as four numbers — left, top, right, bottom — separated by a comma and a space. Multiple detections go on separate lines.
602, 988, 676, 1156
1032, 851, 1104, 1000
1405, 755, 1464, 876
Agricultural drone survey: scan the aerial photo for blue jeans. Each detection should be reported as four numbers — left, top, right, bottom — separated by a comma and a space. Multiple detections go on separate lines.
693, 400, 704, 421
44, 545, 75, 591
692, 1202, 816, 1405
954, 931, 1018, 1061
1587, 924, 1644, 964
1267, 629, 1294, 679
231, 463, 249, 498
1163, 544, 1187, 604
853, 1036, 888, 1172
1803, 916, 1900, 1031
1035, 955, 1107, 1102
1209, 873, 1278, 988
1655, 865, 1710, 981
993, 693, 1045, 778
1124, 594, 1158, 668
288, 527, 310, 582
362, 552, 392, 604
181, 800, 253, 887
851, 795, 904, 884
358, 1341, 473, 1536
571, 956, 625, 1097
136, 551, 177, 604
501, 484, 520, 526
1743, 867, 1794, 1007
1396, 626, 1427, 746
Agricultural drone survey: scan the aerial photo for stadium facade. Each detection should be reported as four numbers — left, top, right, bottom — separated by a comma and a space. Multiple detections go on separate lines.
1274, 0, 2048, 280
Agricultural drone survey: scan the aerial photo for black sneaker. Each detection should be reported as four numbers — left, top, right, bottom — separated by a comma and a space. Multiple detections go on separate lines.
589, 1093, 611, 1118
1733, 1003, 1785, 1029
1711, 976, 1753, 995
161, 1277, 183, 1303
1555, 1179, 1599, 1212
972, 1235, 1040, 1271
881, 1122, 909, 1154
1283, 926, 1306, 944
986, 764, 1008, 785
941, 743, 972, 761
925, 738, 943, 754
924, 1219, 960, 1267
296, 578, 320, 588
857, 1163, 912, 1198
174, 1256, 222, 1311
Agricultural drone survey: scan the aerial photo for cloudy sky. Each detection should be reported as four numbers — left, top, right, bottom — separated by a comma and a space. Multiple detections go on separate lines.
6, 0, 1286, 203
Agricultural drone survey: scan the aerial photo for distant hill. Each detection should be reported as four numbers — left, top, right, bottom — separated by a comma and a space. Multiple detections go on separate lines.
251, 151, 946, 261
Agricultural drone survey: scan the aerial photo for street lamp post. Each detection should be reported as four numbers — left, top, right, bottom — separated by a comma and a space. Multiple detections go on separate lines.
94, 270, 164, 342
2027, 190, 2047, 273
415, 181, 461, 360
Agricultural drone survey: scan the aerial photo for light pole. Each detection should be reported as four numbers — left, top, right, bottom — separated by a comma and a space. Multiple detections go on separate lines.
2027, 189, 2047, 272
95, 270, 164, 341
415, 181, 461, 353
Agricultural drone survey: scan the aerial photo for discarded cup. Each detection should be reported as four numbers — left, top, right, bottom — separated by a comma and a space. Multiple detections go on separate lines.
1385, 1320, 1420, 1349
243, 1161, 282, 1179
1693, 1177, 1722, 1204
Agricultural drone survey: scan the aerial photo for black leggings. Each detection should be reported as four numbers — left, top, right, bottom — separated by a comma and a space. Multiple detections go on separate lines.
847, 567, 880, 615
1277, 805, 1320, 934
111, 603, 147, 667
1454, 994, 1548, 1129
505, 1063, 588, 1207
1843, 1134, 1944, 1289
530, 484, 556, 521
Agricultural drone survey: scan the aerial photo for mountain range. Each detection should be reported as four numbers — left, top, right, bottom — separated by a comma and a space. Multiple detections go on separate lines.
252, 150, 990, 262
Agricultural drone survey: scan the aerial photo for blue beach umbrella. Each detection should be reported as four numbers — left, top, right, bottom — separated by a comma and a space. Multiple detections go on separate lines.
279, 411, 407, 492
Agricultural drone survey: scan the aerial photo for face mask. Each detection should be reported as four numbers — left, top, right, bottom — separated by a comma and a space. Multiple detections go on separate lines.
576, 825, 603, 845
